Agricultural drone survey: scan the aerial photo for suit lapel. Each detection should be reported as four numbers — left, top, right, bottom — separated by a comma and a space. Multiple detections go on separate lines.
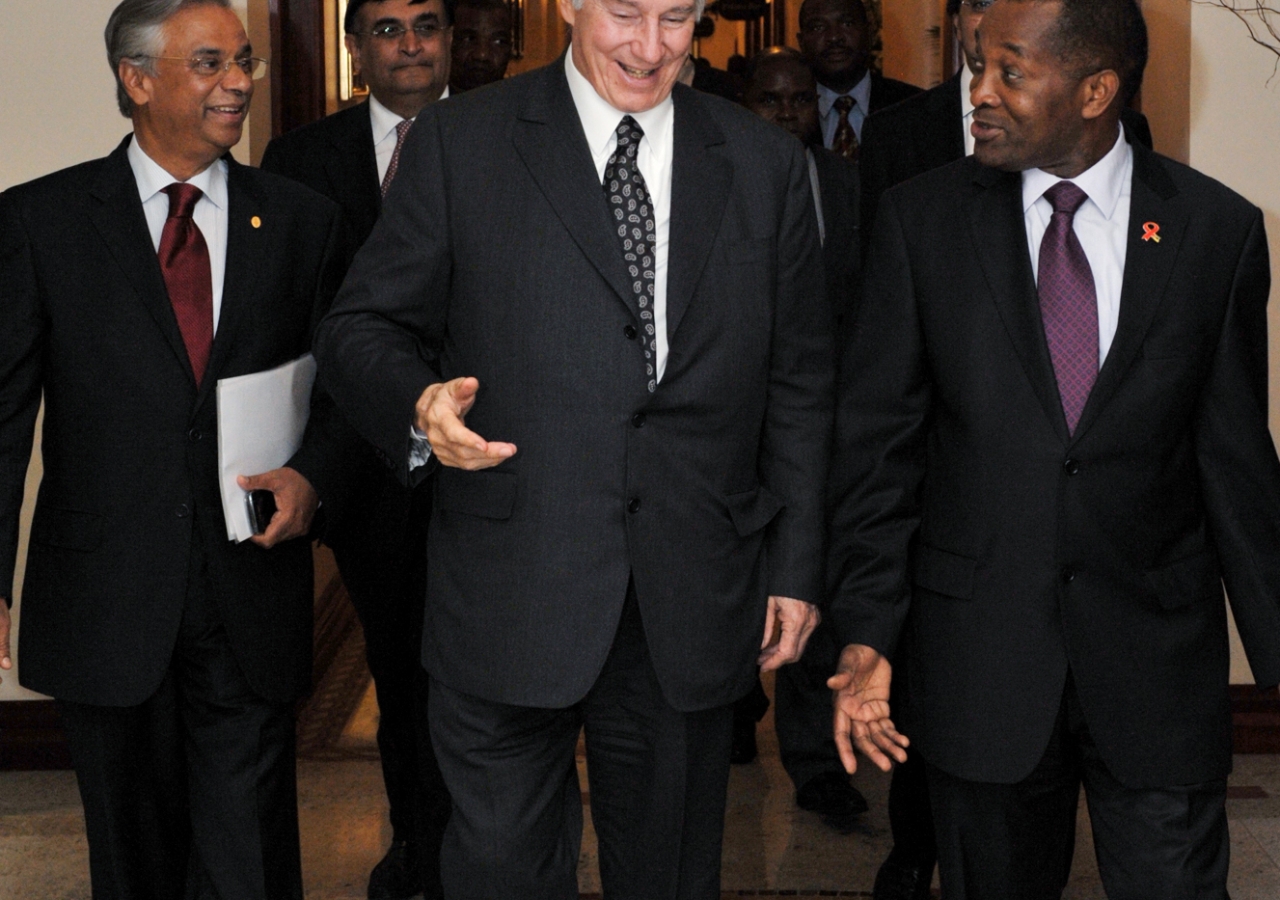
88, 137, 196, 384
198, 158, 261, 411
325, 103, 381, 230
1072, 146, 1185, 439
512, 62, 634, 311
966, 163, 1070, 442
666, 85, 732, 340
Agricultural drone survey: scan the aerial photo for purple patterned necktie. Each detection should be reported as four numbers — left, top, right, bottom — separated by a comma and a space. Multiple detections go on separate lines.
1037, 181, 1098, 436
381, 119, 413, 197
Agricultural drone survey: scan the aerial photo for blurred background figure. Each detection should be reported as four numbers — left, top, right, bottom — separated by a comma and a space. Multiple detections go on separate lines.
449, 0, 513, 92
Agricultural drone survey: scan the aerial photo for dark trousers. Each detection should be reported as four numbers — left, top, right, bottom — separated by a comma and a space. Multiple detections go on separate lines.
59, 547, 301, 900
428, 588, 735, 900
333, 476, 450, 895
928, 676, 1229, 900
774, 617, 846, 789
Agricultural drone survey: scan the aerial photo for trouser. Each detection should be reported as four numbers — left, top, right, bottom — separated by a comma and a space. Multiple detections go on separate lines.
59, 545, 301, 900
333, 475, 449, 895
928, 674, 1229, 900
428, 585, 735, 900
774, 617, 846, 789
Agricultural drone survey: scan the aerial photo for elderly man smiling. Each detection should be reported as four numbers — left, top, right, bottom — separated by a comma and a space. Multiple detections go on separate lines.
313, 0, 834, 894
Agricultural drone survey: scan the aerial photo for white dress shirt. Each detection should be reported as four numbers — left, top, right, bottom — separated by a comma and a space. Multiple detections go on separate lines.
817, 72, 872, 150
1021, 127, 1132, 366
564, 52, 674, 382
370, 88, 450, 184
127, 137, 228, 332
960, 59, 976, 158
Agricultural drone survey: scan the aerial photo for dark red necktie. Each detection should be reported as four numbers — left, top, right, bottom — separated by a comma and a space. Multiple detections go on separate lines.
1037, 181, 1098, 436
159, 183, 214, 387
381, 119, 414, 197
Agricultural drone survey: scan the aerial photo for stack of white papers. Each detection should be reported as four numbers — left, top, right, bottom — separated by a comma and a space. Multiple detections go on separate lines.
217, 354, 317, 542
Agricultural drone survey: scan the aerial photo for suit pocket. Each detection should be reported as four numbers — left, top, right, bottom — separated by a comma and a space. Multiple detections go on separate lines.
1145, 550, 1221, 611
434, 470, 517, 520
717, 236, 773, 266
723, 486, 783, 536
30, 507, 104, 552
911, 544, 977, 600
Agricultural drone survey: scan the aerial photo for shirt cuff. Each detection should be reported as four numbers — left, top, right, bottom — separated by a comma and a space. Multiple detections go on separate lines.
409, 425, 433, 470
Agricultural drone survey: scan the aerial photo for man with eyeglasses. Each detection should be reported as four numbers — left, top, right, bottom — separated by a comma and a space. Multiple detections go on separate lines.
260, 2, 455, 899
0, 1, 354, 898
796, 0, 920, 163
449, 0, 514, 93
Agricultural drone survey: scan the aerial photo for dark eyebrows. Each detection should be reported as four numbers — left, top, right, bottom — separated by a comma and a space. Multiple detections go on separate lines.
190, 42, 253, 57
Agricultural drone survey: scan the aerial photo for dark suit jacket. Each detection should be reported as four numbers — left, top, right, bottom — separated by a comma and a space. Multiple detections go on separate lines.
0, 136, 350, 706
315, 60, 834, 713
260, 101, 382, 256
859, 71, 1155, 245
868, 71, 922, 114
260, 101, 417, 558
811, 146, 860, 330
828, 146, 1280, 790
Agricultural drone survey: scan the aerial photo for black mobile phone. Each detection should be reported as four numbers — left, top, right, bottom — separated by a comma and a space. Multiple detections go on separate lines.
246, 489, 278, 535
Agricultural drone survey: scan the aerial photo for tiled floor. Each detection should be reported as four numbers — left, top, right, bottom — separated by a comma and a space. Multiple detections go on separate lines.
3, 685, 1280, 898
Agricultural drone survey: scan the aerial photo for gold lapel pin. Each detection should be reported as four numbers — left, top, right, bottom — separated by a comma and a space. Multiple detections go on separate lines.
251, 216, 262, 229
1141, 221, 1160, 243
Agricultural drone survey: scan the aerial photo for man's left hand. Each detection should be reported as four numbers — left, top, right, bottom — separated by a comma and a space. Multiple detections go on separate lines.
237, 468, 319, 549
758, 595, 820, 671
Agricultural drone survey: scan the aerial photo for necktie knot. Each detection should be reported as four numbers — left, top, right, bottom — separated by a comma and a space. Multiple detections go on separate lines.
163, 183, 203, 219
615, 116, 644, 153
395, 118, 413, 143
833, 95, 856, 114
1044, 181, 1088, 217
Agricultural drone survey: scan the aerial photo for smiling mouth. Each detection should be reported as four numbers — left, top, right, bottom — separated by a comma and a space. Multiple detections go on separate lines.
209, 104, 245, 117
619, 62, 657, 79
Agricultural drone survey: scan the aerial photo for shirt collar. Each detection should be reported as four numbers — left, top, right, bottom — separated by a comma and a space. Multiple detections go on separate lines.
1021, 127, 1132, 221
816, 71, 872, 118
126, 134, 228, 211
564, 53, 673, 160
369, 87, 450, 144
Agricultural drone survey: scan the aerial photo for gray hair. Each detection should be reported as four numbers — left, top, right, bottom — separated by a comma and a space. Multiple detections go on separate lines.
568, 0, 707, 22
105, 0, 232, 117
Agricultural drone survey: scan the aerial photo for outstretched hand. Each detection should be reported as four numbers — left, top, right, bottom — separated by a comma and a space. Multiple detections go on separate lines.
829, 643, 909, 773
415, 377, 516, 470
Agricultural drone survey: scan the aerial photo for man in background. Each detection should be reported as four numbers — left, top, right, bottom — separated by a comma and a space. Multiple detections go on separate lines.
739, 45, 866, 834
0, 1, 351, 897
797, 0, 919, 162
449, 0, 513, 93
260, 1, 454, 897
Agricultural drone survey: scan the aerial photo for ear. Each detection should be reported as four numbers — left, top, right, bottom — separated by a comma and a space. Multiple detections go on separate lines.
344, 33, 363, 77
1080, 69, 1121, 121
119, 59, 153, 110
558, 0, 578, 28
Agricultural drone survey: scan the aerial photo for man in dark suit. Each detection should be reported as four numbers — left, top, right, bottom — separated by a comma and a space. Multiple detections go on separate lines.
449, 0, 513, 93
260, 2, 454, 897
828, 1, 1280, 898
739, 45, 866, 832
859, 0, 1152, 246
0, 1, 351, 898
313, 0, 833, 893
797, 0, 920, 163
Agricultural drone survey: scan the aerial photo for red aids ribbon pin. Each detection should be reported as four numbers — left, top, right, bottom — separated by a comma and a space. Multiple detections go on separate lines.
1142, 222, 1161, 243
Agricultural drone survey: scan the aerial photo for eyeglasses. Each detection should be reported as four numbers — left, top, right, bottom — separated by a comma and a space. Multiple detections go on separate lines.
141, 55, 269, 79
960, 0, 996, 11
351, 22, 446, 41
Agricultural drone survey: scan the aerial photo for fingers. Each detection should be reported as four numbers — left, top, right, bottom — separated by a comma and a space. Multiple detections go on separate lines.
416, 378, 517, 471
759, 597, 777, 651
238, 469, 318, 549
833, 708, 859, 774
759, 598, 819, 672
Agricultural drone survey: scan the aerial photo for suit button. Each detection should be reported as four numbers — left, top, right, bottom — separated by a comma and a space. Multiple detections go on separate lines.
175, 504, 190, 519
627, 498, 641, 514
188, 428, 202, 442
624, 324, 638, 340
1061, 568, 1076, 584
1063, 458, 1080, 476
631, 413, 646, 428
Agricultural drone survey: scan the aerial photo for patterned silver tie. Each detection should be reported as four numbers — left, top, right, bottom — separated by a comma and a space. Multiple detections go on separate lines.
604, 116, 658, 392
